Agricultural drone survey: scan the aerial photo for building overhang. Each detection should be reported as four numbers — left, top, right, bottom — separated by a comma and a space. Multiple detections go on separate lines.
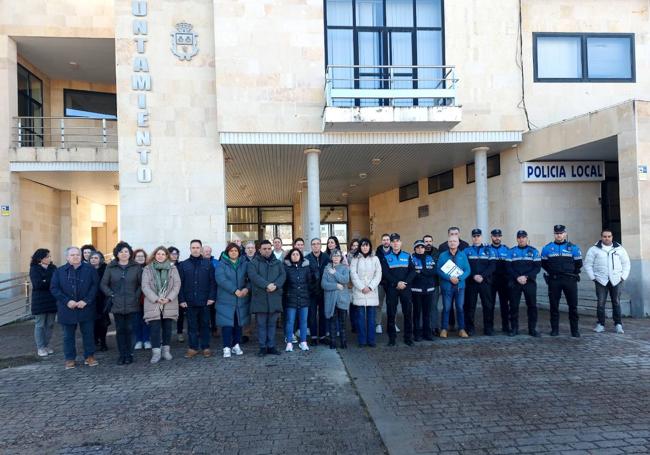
322, 106, 462, 132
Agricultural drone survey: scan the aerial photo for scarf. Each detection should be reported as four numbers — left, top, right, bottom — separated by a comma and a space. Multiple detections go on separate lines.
152, 260, 172, 295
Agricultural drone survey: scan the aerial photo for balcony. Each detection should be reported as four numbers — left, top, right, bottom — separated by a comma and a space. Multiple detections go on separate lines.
324, 65, 462, 132
10, 116, 118, 165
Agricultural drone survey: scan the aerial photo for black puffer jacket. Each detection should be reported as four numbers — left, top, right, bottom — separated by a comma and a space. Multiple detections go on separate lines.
100, 260, 143, 314
283, 259, 312, 309
30, 263, 57, 314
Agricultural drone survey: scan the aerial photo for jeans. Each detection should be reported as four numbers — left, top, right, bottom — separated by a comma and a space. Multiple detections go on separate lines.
132, 310, 150, 344
34, 312, 56, 349
187, 306, 211, 350
149, 318, 173, 348
308, 294, 327, 339
285, 307, 308, 343
356, 305, 376, 346
595, 281, 623, 325
221, 312, 242, 349
114, 313, 136, 359
441, 286, 465, 330
256, 312, 279, 348
61, 320, 95, 361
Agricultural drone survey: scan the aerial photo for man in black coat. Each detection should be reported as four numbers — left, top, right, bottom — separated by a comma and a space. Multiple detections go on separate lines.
305, 238, 330, 344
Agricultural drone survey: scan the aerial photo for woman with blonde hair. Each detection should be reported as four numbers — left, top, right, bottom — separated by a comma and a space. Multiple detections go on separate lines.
141, 246, 181, 363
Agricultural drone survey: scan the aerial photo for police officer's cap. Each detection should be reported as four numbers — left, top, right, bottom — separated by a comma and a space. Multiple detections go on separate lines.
413, 240, 425, 249
491, 228, 502, 236
389, 233, 401, 241
471, 228, 482, 236
553, 224, 566, 234
516, 230, 528, 238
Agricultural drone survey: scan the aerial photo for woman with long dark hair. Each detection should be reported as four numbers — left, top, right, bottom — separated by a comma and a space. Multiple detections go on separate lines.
29, 248, 57, 357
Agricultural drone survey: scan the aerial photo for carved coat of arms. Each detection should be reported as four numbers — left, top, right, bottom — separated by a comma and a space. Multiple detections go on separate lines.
170, 22, 198, 61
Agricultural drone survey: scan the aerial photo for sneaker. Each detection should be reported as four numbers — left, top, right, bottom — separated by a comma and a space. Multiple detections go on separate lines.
232, 344, 243, 356
184, 348, 199, 359
615, 324, 624, 334
177, 333, 185, 342
202, 349, 212, 358
285, 342, 294, 352
64, 360, 76, 370
144, 341, 152, 349
84, 356, 99, 367
223, 347, 231, 358
37, 348, 48, 357
299, 341, 309, 351
46, 347, 54, 354
134, 341, 143, 350
150, 348, 161, 364
458, 329, 469, 338
395, 325, 401, 333
439, 329, 448, 338
291, 334, 298, 343
375, 324, 383, 334
593, 323, 605, 333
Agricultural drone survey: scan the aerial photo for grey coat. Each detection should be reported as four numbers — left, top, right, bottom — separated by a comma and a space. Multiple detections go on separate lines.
100, 260, 143, 315
321, 263, 351, 318
247, 255, 286, 314
215, 256, 251, 327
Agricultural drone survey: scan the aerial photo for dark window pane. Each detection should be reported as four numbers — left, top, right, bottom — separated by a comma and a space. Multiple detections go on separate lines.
428, 170, 453, 194
227, 207, 259, 223
416, 0, 442, 27
260, 207, 292, 223
399, 182, 419, 202
326, 0, 353, 26
18, 66, 30, 99
356, 0, 383, 26
29, 74, 43, 103
386, 0, 413, 27
64, 89, 117, 119
587, 36, 633, 79
467, 155, 500, 184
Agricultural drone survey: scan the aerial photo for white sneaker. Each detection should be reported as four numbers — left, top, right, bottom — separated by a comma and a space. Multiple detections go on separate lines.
46, 347, 54, 354
232, 344, 243, 356
144, 341, 152, 350
37, 348, 48, 357
285, 342, 293, 352
375, 324, 383, 334
299, 341, 309, 351
593, 323, 605, 333
223, 347, 231, 358
395, 324, 401, 333
616, 324, 624, 334
134, 341, 143, 350
161, 345, 173, 360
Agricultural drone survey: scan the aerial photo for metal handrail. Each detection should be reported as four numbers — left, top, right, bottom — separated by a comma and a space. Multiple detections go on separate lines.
325, 64, 459, 106
0, 273, 31, 326
12, 116, 118, 148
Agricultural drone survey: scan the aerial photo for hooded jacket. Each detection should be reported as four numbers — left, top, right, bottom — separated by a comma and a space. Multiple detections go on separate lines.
584, 241, 631, 287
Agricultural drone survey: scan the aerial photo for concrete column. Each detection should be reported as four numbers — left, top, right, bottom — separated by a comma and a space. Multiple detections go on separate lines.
304, 148, 321, 243
473, 147, 490, 236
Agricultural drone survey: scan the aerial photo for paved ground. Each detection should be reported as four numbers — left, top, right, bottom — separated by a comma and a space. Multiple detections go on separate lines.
1, 308, 650, 455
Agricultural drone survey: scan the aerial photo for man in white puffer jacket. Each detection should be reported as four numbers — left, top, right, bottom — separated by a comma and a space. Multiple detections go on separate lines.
584, 229, 631, 334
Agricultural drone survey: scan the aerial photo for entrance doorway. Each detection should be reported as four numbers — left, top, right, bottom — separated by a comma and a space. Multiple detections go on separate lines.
320, 206, 349, 252
227, 206, 293, 247
601, 161, 621, 241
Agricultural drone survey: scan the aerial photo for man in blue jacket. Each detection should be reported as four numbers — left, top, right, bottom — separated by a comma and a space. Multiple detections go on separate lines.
437, 237, 471, 338
506, 230, 542, 337
178, 239, 217, 358
464, 229, 496, 336
381, 233, 416, 346
50, 246, 100, 370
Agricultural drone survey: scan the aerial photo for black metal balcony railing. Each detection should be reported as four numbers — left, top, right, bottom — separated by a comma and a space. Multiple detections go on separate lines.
12, 116, 118, 148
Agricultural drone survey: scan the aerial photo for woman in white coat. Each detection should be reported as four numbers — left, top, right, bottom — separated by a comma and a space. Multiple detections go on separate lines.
349, 238, 382, 347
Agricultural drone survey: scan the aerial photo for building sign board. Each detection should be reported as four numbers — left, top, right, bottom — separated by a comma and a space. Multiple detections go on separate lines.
522, 161, 605, 182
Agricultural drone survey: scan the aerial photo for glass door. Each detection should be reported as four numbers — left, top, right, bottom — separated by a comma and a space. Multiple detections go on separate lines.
387, 30, 414, 106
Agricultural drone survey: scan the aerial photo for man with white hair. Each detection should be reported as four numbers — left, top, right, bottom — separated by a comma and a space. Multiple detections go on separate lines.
50, 246, 100, 370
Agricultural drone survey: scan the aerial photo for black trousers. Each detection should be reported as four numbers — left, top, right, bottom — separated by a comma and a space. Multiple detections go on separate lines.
177, 305, 186, 334
412, 292, 432, 339
491, 275, 511, 331
327, 308, 348, 346
464, 281, 494, 334
386, 287, 413, 342
114, 313, 136, 359
94, 315, 110, 346
548, 275, 579, 334
509, 280, 538, 333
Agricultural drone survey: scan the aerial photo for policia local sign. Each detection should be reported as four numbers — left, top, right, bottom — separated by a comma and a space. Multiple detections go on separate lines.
522, 161, 605, 182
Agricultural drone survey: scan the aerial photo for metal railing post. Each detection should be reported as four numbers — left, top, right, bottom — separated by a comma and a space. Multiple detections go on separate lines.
102, 118, 107, 147
60, 118, 65, 148
17, 118, 22, 147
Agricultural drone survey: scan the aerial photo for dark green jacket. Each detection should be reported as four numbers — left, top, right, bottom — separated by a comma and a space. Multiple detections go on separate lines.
247, 254, 286, 314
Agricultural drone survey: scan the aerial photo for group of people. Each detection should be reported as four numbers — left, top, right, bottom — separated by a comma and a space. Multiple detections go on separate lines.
29, 224, 631, 370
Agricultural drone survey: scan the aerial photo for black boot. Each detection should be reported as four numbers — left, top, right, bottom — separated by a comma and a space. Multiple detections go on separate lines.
329, 317, 337, 349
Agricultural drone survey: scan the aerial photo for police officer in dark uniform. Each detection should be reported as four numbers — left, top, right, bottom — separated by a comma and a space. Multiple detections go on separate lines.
541, 225, 583, 337
488, 228, 511, 334
381, 233, 416, 346
464, 229, 496, 336
411, 239, 437, 341
506, 230, 541, 337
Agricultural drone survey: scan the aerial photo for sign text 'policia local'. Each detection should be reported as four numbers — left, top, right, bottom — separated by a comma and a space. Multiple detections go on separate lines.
521, 161, 605, 182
